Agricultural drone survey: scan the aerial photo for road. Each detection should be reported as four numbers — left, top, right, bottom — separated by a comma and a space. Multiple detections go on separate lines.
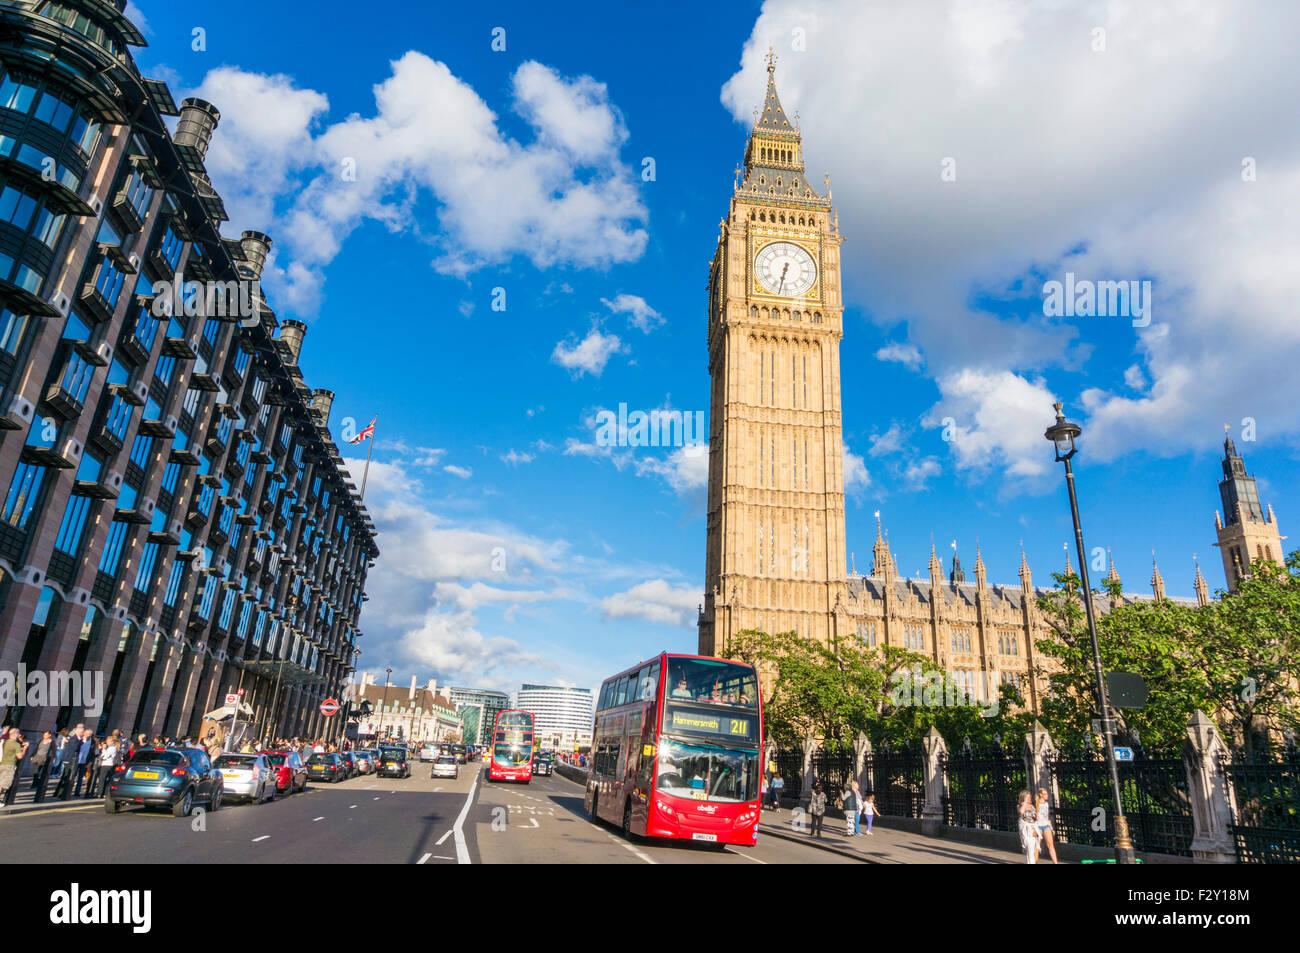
0, 761, 856, 865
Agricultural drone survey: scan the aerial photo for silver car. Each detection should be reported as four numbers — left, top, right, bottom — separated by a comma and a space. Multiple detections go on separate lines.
431, 755, 459, 780
213, 754, 277, 804
352, 750, 375, 774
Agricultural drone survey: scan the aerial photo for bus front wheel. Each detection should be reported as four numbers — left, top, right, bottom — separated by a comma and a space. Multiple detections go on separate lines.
622, 802, 634, 839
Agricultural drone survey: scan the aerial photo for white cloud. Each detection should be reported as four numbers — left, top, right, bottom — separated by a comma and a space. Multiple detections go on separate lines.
191, 54, 647, 312
903, 457, 943, 489
551, 327, 625, 377
602, 293, 664, 333
1123, 364, 1147, 391
433, 581, 553, 612
843, 445, 870, 491
724, 0, 1300, 474
500, 449, 535, 467
600, 579, 701, 628
923, 369, 1058, 481
868, 423, 906, 457
443, 464, 473, 479
875, 343, 923, 371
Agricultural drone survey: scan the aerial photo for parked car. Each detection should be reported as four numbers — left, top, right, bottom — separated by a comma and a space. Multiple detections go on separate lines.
213, 753, 277, 804
263, 750, 308, 794
306, 752, 345, 783
105, 747, 224, 817
431, 755, 459, 780
338, 751, 357, 778
532, 755, 553, 777
419, 744, 438, 763
376, 746, 410, 779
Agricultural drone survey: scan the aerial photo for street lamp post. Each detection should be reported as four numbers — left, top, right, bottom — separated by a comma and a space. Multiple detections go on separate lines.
381, 666, 392, 743
1044, 402, 1136, 864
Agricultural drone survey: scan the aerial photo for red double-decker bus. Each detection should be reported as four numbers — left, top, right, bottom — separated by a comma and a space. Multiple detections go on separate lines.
487, 709, 534, 782
585, 653, 763, 846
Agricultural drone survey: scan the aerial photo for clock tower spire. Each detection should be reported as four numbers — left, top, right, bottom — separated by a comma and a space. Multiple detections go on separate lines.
699, 60, 847, 658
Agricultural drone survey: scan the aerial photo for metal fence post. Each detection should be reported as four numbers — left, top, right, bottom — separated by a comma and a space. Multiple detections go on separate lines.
799, 728, 816, 805
854, 730, 872, 796
921, 726, 948, 836
1023, 719, 1057, 804
1184, 711, 1237, 864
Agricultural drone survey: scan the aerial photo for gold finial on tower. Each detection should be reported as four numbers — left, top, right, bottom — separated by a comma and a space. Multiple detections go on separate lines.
766, 44, 777, 74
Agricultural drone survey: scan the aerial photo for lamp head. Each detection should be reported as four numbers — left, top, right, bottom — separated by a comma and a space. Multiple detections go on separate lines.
1044, 401, 1082, 461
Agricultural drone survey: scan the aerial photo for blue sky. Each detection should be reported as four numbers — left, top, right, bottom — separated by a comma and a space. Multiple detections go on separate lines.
126, 0, 1299, 694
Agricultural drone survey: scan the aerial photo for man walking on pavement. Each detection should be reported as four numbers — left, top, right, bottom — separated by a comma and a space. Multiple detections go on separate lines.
29, 730, 53, 803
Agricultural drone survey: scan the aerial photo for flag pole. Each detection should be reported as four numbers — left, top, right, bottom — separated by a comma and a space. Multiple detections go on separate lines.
359, 416, 376, 502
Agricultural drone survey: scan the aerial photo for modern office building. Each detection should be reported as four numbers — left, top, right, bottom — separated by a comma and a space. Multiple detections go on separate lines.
516, 683, 593, 750
447, 685, 509, 745
0, 0, 377, 742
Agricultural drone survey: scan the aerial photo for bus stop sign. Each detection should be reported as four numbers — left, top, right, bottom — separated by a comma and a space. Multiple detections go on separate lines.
1106, 671, 1149, 709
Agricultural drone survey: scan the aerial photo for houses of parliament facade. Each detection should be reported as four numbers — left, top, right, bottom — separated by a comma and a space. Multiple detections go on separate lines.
696, 56, 1286, 710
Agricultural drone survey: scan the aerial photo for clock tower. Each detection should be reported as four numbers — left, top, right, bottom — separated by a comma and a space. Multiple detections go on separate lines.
699, 52, 848, 656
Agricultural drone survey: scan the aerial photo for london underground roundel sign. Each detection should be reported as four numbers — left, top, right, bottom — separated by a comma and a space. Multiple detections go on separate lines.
320, 698, 340, 717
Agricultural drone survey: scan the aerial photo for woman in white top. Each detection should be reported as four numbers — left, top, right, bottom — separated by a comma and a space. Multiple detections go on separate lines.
1017, 790, 1041, 864
1035, 788, 1059, 863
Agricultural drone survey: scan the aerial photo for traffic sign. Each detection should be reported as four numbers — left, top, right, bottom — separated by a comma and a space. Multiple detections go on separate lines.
237, 688, 245, 696
224, 693, 239, 706
1106, 671, 1149, 709
320, 698, 340, 717
1114, 747, 1134, 761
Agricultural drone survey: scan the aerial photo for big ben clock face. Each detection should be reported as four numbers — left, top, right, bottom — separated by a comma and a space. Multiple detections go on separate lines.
755, 241, 816, 297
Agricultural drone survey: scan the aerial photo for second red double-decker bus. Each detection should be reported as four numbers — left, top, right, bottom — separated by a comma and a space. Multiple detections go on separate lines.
487, 710, 534, 782
585, 652, 762, 846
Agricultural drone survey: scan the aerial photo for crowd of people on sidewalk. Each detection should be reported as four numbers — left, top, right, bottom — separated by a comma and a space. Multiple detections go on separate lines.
0, 723, 357, 808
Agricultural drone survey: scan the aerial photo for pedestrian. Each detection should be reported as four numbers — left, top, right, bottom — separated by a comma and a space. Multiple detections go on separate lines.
0, 727, 27, 805
847, 781, 864, 834
861, 793, 879, 835
771, 772, 784, 810
30, 730, 53, 803
50, 727, 68, 778
92, 731, 121, 797
1017, 790, 1041, 864
73, 729, 95, 798
809, 781, 826, 838
760, 773, 769, 810
841, 782, 858, 836
53, 726, 83, 800
1034, 788, 1059, 864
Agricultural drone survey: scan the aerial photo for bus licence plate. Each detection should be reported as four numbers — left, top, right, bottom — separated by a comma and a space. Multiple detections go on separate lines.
692, 833, 718, 842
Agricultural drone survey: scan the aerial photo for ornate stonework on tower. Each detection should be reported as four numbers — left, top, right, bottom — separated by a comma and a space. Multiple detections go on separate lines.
1213, 432, 1285, 591
698, 52, 847, 656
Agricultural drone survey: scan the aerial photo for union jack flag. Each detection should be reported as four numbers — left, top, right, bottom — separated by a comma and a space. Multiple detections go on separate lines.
349, 417, 376, 444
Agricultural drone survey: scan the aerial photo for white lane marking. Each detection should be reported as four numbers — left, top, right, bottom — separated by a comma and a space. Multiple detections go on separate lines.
434, 787, 443, 792
452, 768, 479, 864
349, 804, 357, 809
431, 855, 454, 860
312, 816, 324, 822
372, 796, 380, 801
604, 832, 656, 864
724, 847, 767, 864
435, 830, 452, 846
526, 818, 539, 828
252, 835, 270, 842
417, 852, 431, 865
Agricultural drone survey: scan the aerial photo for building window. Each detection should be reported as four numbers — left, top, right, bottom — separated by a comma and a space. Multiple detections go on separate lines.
99, 520, 129, 576
903, 624, 925, 652
53, 493, 92, 556
856, 621, 877, 648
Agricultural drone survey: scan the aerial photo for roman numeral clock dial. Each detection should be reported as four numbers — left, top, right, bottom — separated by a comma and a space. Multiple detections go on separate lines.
755, 241, 816, 297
